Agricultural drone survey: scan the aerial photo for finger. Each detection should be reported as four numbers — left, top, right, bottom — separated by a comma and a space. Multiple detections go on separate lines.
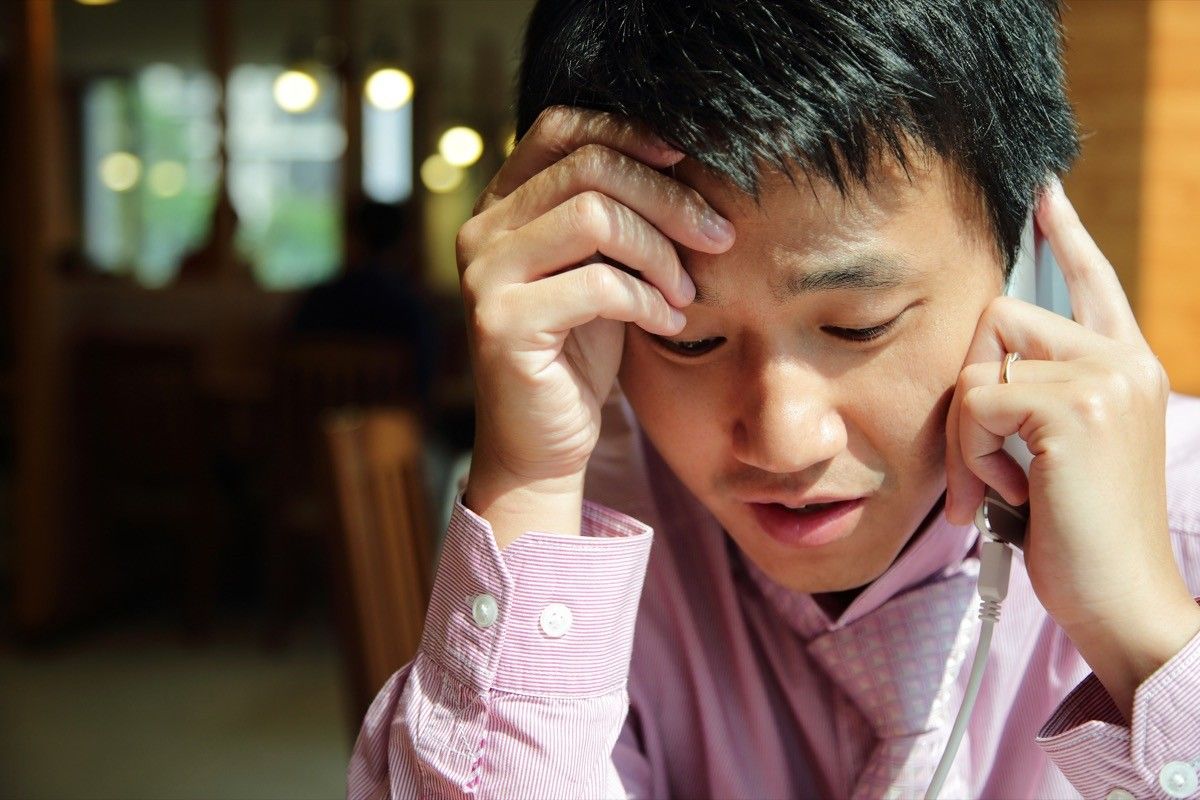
961, 296, 1111, 372
945, 358, 1070, 524
959, 382, 1039, 508
481, 107, 684, 208
507, 262, 686, 339
1035, 179, 1142, 343
475, 191, 695, 307
482, 143, 734, 256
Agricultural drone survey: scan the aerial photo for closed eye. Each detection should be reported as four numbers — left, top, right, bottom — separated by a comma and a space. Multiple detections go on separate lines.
652, 336, 725, 357
821, 319, 898, 342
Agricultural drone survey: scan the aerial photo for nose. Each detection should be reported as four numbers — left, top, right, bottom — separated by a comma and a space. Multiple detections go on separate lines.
730, 358, 847, 475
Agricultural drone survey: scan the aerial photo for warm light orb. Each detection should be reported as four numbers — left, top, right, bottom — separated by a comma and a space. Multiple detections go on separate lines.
99, 151, 142, 192
364, 68, 414, 111
420, 154, 464, 193
273, 69, 320, 113
148, 161, 187, 197
76, 0, 120, 5
438, 126, 484, 167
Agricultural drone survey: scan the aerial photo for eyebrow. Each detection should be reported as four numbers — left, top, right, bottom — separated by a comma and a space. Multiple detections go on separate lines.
690, 253, 918, 308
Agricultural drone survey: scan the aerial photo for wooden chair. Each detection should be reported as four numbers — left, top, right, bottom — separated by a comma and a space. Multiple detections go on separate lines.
263, 337, 416, 645
323, 407, 434, 724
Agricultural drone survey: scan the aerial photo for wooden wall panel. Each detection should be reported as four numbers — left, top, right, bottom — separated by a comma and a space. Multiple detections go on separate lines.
1064, 0, 1200, 395
1140, 1, 1200, 395
1062, 1, 1148, 313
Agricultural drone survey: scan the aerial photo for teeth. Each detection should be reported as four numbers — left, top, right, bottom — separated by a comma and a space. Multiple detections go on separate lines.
782, 501, 835, 512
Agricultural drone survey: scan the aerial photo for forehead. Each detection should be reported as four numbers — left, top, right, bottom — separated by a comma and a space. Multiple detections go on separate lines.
669, 154, 995, 300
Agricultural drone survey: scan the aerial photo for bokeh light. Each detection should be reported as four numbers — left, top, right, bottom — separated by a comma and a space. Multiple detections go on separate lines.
420, 154, 464, 193
147, 161, 188, 197
364, 68, 414, 111
273, 69, 320, 113
438, 126, 484, 167
99, 151, 142, 192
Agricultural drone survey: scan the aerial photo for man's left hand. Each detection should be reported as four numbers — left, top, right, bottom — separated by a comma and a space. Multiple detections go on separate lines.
944, 178, 1200, 721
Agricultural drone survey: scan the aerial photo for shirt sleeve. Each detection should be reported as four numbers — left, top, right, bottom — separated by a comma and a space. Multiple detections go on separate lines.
346, 492, 654, 800
1035, 605, 1200, 800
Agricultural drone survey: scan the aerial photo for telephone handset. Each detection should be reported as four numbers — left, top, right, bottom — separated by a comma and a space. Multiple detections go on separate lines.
972, 212, 1072, 550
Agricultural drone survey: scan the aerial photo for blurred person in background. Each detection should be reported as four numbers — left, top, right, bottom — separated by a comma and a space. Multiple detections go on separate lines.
291, 198, 438, 408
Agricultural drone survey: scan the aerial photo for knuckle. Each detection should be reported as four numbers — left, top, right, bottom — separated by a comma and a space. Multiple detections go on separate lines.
1071, 385, 1111, 426
957, 362, 988, 393
1133, 352, 1170, 398
458, 261, 480, 301
571, 190, 615, 239
470, 297, 503, 343
533, 105, 573, 148
572, 142, 616, 177
455, 218, 480, 266
962, 384, 986, 414
578, 262, 618, 299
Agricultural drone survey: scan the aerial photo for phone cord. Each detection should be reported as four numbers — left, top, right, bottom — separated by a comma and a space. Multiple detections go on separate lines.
924, 537, 1014, 800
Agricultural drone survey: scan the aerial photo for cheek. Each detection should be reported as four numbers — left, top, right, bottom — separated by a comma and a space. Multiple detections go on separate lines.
619, 333, 724, 469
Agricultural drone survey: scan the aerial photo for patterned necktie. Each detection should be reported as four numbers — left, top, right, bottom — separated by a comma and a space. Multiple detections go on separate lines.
807, 565, 980, 800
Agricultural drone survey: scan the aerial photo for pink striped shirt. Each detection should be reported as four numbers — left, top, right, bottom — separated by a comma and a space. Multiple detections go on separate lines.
348, 392, 1200, 799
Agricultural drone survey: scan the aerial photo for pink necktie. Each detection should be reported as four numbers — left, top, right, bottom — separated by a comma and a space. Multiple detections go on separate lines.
807, 566, 980, 799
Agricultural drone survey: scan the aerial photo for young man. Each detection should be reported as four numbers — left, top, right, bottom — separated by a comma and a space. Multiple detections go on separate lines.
350, 1, 1200, 797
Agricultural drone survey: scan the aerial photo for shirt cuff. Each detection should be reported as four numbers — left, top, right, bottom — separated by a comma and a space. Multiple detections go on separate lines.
418, 491, 653, 699
1037, 620, 1200, 798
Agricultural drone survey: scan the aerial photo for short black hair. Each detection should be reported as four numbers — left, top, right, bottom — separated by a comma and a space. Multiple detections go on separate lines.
516, 0, 1079, 274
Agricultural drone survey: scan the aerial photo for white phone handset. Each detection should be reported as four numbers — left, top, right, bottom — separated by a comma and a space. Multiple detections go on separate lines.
973, 213, 1072, 550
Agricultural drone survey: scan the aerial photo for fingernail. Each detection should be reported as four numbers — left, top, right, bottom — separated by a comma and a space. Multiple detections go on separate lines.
669, 309, 688, 329
701, 210, 734, 244
1037, 176, 1063, 215
680, 273, 697, 303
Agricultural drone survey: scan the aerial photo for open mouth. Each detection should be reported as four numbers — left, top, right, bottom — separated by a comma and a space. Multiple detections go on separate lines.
748, 498, 865, 548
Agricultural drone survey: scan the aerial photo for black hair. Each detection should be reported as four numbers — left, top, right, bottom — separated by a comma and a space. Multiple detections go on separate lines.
516, 0, 1079, 273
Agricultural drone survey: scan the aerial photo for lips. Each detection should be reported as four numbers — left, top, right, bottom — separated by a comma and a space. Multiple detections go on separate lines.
747, 497, 866, 548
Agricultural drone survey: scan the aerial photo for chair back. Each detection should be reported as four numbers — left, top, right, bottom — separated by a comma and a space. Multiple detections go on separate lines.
324, 407, 433, 720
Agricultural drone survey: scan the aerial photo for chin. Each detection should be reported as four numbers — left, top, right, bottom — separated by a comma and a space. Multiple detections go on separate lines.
724, 509, 901, 594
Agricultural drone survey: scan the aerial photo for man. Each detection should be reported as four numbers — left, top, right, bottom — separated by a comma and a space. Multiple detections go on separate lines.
350, 1, 1200, 797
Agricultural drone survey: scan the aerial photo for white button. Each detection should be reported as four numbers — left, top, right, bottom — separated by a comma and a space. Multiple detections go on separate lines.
471, 594, 498, 628
1106, 789, 1135, 800
539, 603, 573, 638
1160, 761, 1199, 798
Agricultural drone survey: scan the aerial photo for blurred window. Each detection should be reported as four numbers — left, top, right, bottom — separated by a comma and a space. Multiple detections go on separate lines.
82, 65, 221, 287
226, 64, 343, 289
363, 96, 413, 203
82, 63, 411, 289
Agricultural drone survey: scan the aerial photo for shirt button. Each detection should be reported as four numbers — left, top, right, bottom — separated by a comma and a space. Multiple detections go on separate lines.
1105, 789, 1135, 800
539, 603, 573, 638
1159, 761, 1199, 799
471, 594, 498, 628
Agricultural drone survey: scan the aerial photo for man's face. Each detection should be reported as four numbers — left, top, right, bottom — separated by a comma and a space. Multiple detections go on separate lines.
618, 154, 1004, 593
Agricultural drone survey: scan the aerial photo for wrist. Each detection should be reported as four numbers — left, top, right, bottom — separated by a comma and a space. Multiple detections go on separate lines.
464, 456, 587, 550
1064, 591, 1200, 721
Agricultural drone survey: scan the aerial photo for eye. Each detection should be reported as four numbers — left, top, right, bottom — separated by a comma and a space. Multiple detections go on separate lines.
652, 336, 725, 357
822, 318, 899, 342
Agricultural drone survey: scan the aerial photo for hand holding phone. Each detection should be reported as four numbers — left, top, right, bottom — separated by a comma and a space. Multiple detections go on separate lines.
944, 180, 1197, 720
973, 212, 1072, 551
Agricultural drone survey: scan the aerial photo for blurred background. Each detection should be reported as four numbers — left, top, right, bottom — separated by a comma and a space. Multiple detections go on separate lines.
0, 1, 1197, 798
